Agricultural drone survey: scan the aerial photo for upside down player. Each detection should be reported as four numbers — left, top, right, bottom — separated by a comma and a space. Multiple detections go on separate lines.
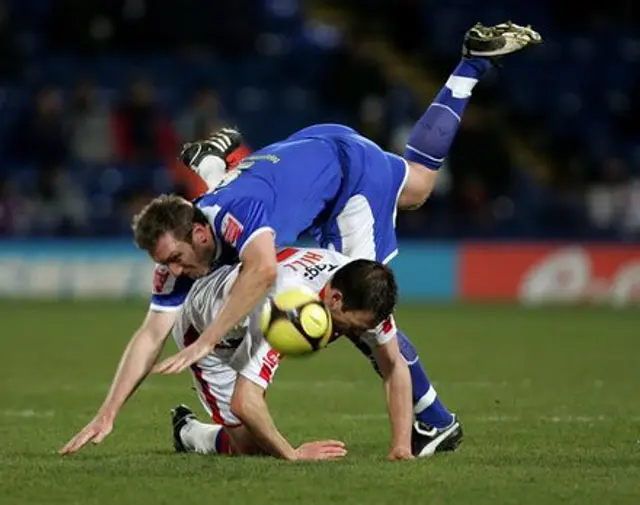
59, 22, 540, 457
171, 249, 408, 460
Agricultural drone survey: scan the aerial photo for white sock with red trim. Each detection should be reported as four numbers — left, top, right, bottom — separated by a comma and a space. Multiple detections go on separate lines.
180, 420, 228, 454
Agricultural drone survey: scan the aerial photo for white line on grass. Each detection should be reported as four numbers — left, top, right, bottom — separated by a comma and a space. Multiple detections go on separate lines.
2, 409, 55, 418
3, 409, 639, 424
340, 414, 640, 423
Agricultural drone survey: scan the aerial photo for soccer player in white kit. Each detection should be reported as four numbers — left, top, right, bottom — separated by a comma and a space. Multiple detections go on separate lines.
172, 247, 414, 460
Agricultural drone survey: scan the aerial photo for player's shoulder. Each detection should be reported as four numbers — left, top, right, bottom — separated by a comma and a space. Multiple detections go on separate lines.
150, 264, 195, 312
152, 264, 177, 295
194, 189, 245, 225
152, 265, 195, 295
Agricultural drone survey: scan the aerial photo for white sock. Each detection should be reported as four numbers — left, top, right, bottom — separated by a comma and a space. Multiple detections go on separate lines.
194, 155, 226, 189
444, 75, 478, 99
180, 419, 225, 454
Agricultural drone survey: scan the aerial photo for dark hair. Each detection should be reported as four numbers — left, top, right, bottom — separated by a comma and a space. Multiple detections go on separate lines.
330, 259, 397, 325
131, 194, 209, 252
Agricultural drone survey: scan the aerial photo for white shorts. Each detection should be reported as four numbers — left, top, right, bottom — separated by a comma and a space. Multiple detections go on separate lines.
189, 339, 280, 427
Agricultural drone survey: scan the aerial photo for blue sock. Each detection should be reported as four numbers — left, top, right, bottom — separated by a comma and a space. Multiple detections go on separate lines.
404, 58, 493, 169
396, 330, 455, 429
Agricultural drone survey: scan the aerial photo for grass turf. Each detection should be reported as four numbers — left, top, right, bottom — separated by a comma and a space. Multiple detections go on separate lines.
0, 300, 638, 505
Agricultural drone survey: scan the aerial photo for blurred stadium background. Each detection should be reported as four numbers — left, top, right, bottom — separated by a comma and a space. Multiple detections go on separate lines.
1, 2, 639, 504
1, 0, 639, 304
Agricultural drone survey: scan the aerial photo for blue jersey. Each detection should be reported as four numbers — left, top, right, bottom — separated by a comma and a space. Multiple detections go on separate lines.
149, 124, 408, 312
287, 125, 408, 264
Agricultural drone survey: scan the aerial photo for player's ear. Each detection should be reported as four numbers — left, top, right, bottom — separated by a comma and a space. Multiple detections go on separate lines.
192, 222, 208, 244
328, 289, 344, 311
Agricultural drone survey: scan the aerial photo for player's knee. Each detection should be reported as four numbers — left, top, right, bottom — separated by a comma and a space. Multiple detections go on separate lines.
230, 394, 250, 422
398, 161, 437, 210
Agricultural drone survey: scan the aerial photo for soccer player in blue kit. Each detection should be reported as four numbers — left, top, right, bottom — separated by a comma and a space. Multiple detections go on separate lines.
60, 23, 540, 458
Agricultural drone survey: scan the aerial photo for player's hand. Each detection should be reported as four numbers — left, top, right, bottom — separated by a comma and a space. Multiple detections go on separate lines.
58, 412, 114, 455
294, 440, 347, 461
152, 340, 212, 374
387, 446, 415, 461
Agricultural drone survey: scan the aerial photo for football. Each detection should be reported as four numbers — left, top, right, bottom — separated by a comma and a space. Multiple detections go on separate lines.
260, 286, 333, 355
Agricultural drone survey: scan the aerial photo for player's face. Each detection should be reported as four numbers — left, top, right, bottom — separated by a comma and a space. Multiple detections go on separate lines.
323, 288, 376, 337
330, 308, 376, 338
152, 227, 215, 279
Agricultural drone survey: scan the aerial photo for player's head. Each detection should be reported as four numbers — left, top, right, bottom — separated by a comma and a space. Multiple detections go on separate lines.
132, 194, 216, 278
322, 259, 397, 337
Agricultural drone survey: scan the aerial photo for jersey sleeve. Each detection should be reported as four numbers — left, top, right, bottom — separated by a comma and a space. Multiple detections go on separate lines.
211, 198, 275, 257
149, 265, 195, 312
366, 315, 397, 346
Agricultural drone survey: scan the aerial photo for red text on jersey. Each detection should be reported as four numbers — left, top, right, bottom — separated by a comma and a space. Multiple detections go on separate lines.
282, 250, 326, 272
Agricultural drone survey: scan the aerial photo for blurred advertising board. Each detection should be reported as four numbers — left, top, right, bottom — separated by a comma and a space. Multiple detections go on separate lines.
1, 241, 638, 306
0, 241, 152, 298
460, 244, 640, 306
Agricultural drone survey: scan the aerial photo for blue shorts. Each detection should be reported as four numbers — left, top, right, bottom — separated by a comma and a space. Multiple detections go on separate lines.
293, 124, 409, 264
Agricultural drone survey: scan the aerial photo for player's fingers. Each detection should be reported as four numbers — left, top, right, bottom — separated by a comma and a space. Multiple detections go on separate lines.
164, 358, 186, 374
152, 358, 173, 374
321, 446, 347, 457
319, 448, 347, 459
316, 440, 346, 448
59, 430, 95, 455
175, 363, 189, 373
91, 426, 112, 445
59, 440, 77, 455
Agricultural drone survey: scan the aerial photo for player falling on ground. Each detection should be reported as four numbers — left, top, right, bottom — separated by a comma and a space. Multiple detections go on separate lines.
171, 248, 410, 460
59, 22, 541, 457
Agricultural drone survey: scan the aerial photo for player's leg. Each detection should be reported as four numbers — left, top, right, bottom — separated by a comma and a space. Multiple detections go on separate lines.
172, 405, 232, 454
349, 330, 462, 457
398, 22, 542, 210
179, 128, 244, 189
395, 330, 454, 428
171, 358, 250, 455
395, 330, 463, 456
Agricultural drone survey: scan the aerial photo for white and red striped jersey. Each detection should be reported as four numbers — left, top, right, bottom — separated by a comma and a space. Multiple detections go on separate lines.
172, 247, 398, 370
274, 247, 397, 347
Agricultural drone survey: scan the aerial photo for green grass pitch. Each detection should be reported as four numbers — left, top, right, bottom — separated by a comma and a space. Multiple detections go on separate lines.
0, 300, 638, 505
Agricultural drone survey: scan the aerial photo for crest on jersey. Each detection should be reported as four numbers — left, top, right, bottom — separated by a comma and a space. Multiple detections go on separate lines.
153, 265, 176, 294
221, 212, 244, 247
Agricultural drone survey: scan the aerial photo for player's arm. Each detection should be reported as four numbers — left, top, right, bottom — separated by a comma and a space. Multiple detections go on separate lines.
99, 309, 175, 416
375, 331, 414, 460
231, 376, 346, 461
204, 230, 277, 347
59, 308, 177, 455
